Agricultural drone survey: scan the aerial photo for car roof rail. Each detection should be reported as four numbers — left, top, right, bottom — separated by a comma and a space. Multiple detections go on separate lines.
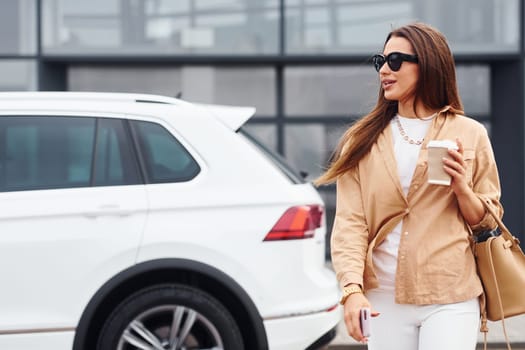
0, 91, 189, 106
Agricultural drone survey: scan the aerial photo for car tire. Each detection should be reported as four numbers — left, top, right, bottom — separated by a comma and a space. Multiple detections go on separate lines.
96, 283, 244, 350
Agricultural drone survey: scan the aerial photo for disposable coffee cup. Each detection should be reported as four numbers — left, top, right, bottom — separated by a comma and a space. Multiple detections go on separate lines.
427, 140, 458, 186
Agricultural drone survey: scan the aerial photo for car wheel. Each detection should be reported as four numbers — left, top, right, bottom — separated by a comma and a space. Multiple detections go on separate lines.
96, 284, 244, 350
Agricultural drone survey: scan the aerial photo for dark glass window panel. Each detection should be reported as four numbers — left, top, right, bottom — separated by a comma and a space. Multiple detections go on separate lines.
94, 118, 141, 186
0, 0, 37, 54
68, 66, 276, 116
131, 120, 200, 183
285, 0, 519, 54
0, 116, 95, 192
42, 0, 279, 55
0, 60, 37, 91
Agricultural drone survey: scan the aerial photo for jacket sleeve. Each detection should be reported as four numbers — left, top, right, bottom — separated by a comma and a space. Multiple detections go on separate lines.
469, 127, 503, 233
330, 167, 369, 289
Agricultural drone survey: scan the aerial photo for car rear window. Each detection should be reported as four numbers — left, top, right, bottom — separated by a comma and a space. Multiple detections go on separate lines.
239, 128, 306, 184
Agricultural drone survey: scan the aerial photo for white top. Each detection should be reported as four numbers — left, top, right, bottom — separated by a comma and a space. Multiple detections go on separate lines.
372, 114, 434, 291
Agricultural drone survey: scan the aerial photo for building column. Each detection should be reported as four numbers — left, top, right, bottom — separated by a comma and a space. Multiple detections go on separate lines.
490, 60, 524, 242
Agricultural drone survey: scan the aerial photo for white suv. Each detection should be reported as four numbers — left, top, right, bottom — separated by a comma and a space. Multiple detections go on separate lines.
0, 92, 340, 350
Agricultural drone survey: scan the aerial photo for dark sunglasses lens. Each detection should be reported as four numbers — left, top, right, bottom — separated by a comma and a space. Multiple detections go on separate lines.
373, 55, 385, 72
387, 53, 403, 71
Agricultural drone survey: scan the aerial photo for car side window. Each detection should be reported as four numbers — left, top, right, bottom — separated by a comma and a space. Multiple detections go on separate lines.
0, 116, 95, 192
0, 116, 141, 192
94, 118, 141, 186
131, 120, 200, 183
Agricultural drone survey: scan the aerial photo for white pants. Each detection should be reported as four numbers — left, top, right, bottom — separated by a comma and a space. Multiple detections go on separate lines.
366, 289, 480, 350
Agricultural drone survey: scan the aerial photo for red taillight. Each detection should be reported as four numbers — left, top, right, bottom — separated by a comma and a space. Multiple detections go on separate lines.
264, 205, 324, 241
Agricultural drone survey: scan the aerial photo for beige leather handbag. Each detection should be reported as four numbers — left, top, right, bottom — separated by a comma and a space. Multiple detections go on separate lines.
473, 199, 525, 350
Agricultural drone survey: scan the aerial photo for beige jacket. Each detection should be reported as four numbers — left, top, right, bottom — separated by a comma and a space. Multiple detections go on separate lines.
331, 108, 503, 305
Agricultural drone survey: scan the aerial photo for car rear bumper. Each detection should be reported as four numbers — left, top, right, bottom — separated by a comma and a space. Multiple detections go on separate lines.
305, 326, 338, 350
264, 305, 341, 350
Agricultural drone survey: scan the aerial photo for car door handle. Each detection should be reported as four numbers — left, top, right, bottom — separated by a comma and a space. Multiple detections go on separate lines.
84, 204, 132, 218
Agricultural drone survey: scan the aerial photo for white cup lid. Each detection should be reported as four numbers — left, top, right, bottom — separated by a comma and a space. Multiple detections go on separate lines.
427, 139, 458, 150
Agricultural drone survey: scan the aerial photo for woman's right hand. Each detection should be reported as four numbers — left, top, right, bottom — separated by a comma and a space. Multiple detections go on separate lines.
342, 292, 378, 343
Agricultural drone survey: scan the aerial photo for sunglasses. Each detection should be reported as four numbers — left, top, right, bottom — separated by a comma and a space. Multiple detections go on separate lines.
372, 52, 418, 72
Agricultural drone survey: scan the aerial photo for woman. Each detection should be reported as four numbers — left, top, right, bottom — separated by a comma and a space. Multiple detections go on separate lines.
315, 22, 502, 350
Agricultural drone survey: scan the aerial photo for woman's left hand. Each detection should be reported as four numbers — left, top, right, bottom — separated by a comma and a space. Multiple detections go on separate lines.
442, 137, 470, 196
443, 137, 486, 226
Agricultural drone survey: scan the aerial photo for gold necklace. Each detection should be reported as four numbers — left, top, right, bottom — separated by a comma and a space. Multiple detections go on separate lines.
394, 115, 424, 145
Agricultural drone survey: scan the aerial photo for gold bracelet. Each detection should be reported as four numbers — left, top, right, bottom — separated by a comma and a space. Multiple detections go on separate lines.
339, 285, 363, 305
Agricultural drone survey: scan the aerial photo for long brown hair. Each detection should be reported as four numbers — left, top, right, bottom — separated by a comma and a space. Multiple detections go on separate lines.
315, 22, 464, 185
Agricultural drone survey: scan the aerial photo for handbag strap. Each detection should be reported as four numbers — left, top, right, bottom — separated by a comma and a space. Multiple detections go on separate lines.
479, 197, 520, 245
486, 235, 512, 350
478, 197, 512, 350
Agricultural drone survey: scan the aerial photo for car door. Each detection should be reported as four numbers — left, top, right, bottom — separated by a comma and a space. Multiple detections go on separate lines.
0, 115, 147, 339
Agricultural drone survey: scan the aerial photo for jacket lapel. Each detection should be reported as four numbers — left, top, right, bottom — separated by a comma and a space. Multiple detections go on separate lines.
376, 122, 407, 202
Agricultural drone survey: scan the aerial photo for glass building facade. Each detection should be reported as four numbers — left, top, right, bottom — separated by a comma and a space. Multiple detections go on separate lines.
2, 0, 524, 254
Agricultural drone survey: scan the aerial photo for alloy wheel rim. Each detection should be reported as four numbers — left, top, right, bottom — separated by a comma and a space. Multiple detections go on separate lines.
116, 304, 224, 350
